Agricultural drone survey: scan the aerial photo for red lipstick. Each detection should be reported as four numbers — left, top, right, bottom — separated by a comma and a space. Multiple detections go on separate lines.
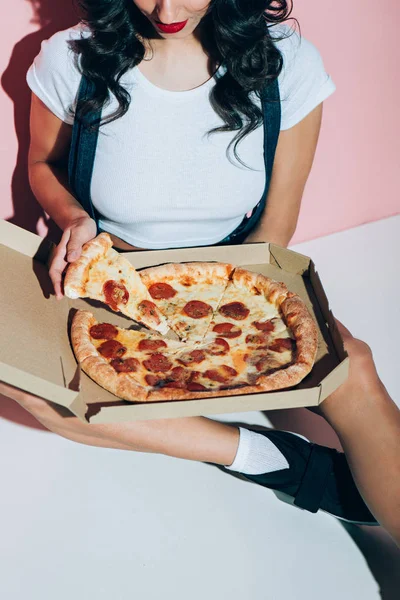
155, 20, 188, 34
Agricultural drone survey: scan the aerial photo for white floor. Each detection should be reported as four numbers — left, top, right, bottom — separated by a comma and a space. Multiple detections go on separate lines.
1, 215, 399, 600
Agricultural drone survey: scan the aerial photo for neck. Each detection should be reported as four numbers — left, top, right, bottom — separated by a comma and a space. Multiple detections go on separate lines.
148, 36, 203, 60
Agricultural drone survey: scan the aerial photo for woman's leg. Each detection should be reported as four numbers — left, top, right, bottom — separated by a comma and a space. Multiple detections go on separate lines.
3, 319, 397, 535
318, 322, 400, 546
1, 382, 239, 465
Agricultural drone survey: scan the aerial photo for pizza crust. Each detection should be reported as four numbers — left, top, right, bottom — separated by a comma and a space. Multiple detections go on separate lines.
231, 269, 318, 388
64, 233, 112, 299
140, 261, 234, 285
71, 311, 148, 402
278, 294, 318, 368
232, 268, 289, 305
81, 355, 148, 402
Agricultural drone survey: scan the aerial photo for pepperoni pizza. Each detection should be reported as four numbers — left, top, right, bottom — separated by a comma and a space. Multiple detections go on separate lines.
67, 234, 318, 402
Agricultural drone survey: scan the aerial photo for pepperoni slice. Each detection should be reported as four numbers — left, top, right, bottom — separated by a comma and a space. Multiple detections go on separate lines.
170, 366, 191, 382
103, 280, 129, 311
189, 370, 201, 382
110, 357, 140, 373
205, 338, 230, 356
245, 333, 270, 349
137, 300, 160, 325
223, 365, 238, 377
252, 320, 275, 333
177, 349, 206, 365
204, 365, 238, 383
142, 353, 172, 372
212, 323, 242, 339
98, 340, 127, 359
219, 302, 250, 320
138, 339, 167, 352
148, 282, 177, 299
187, 382, 207, 392
183, 300, 212, 319
145, 374, 162, 386
89, 323, 118, 340
269, 338, 295, 353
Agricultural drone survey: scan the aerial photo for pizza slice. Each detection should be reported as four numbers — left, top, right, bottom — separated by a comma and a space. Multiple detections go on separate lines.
71, 311, 186, 400
207, 268, 282, 339
64, 233, 169, 334
204, 268, 316, 380
139, 262, 234, 342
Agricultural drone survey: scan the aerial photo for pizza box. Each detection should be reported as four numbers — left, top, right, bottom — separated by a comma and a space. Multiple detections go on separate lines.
0, 219, 348, 423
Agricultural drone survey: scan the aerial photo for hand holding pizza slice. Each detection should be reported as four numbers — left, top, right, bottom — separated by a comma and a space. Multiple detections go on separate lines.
64, 233, 169, 334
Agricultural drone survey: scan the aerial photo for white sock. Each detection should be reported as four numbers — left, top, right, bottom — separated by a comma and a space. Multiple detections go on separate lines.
226, 427, 290, 475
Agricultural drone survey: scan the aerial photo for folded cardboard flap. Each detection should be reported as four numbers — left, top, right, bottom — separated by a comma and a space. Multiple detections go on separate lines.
121, 241, 272, 270
319, 358, 349, 403
87, 386, 322, 424
308, 263, 347, 363
0, 242, 80, 408
0, 362, 79, 409
0, 219, 54, 262
269, 243, 310, 276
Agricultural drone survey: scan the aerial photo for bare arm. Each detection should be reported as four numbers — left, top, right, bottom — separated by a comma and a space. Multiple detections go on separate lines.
28, 93, 87, 228
245, 103, 323, 248
28, 92, 97, 297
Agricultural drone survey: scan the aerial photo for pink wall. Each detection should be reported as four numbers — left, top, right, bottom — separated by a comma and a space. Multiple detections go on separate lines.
1, 1, 399, 243
291, 1, 400, 242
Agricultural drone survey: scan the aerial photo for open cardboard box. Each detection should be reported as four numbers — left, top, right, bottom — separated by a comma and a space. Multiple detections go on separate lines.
0, 219, 348, 423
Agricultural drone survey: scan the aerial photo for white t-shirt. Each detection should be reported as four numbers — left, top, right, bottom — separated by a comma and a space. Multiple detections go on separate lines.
26, 22, 336, 249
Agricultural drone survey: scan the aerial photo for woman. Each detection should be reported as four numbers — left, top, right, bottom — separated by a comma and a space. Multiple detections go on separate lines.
27, 0, 334, 295
13, 0, 399, 538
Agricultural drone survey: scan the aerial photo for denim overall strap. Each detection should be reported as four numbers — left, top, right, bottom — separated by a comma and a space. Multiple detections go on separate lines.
216, 76, 281, 245
260, 76, 281, 202
68, 75, 102, 232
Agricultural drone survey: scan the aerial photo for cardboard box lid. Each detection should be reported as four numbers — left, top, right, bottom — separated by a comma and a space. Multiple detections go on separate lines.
0, 219, 348, 422
0, 221, 79, 407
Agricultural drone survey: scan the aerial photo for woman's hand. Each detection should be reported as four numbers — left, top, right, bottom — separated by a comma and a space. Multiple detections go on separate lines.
49, 215, 97, 299
0, 381, 135, 450
311, 319, 384, 420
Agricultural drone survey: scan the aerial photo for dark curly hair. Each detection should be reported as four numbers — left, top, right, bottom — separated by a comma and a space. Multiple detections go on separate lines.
69, 0, 295, 164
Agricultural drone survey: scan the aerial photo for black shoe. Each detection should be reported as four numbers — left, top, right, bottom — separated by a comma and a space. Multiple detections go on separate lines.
237, 430, 378, 526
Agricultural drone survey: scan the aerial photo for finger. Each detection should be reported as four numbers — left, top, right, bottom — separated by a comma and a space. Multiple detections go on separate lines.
66, 226, 92, 262
49, 255, 68, 299
49, 230, 70, 298
334, 318, 354, 340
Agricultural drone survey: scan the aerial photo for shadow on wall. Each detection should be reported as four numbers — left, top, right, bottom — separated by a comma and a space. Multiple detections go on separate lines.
1, 0, 78, 239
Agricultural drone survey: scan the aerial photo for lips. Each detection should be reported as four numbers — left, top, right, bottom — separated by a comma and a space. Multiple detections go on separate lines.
155, 19, 188, 34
